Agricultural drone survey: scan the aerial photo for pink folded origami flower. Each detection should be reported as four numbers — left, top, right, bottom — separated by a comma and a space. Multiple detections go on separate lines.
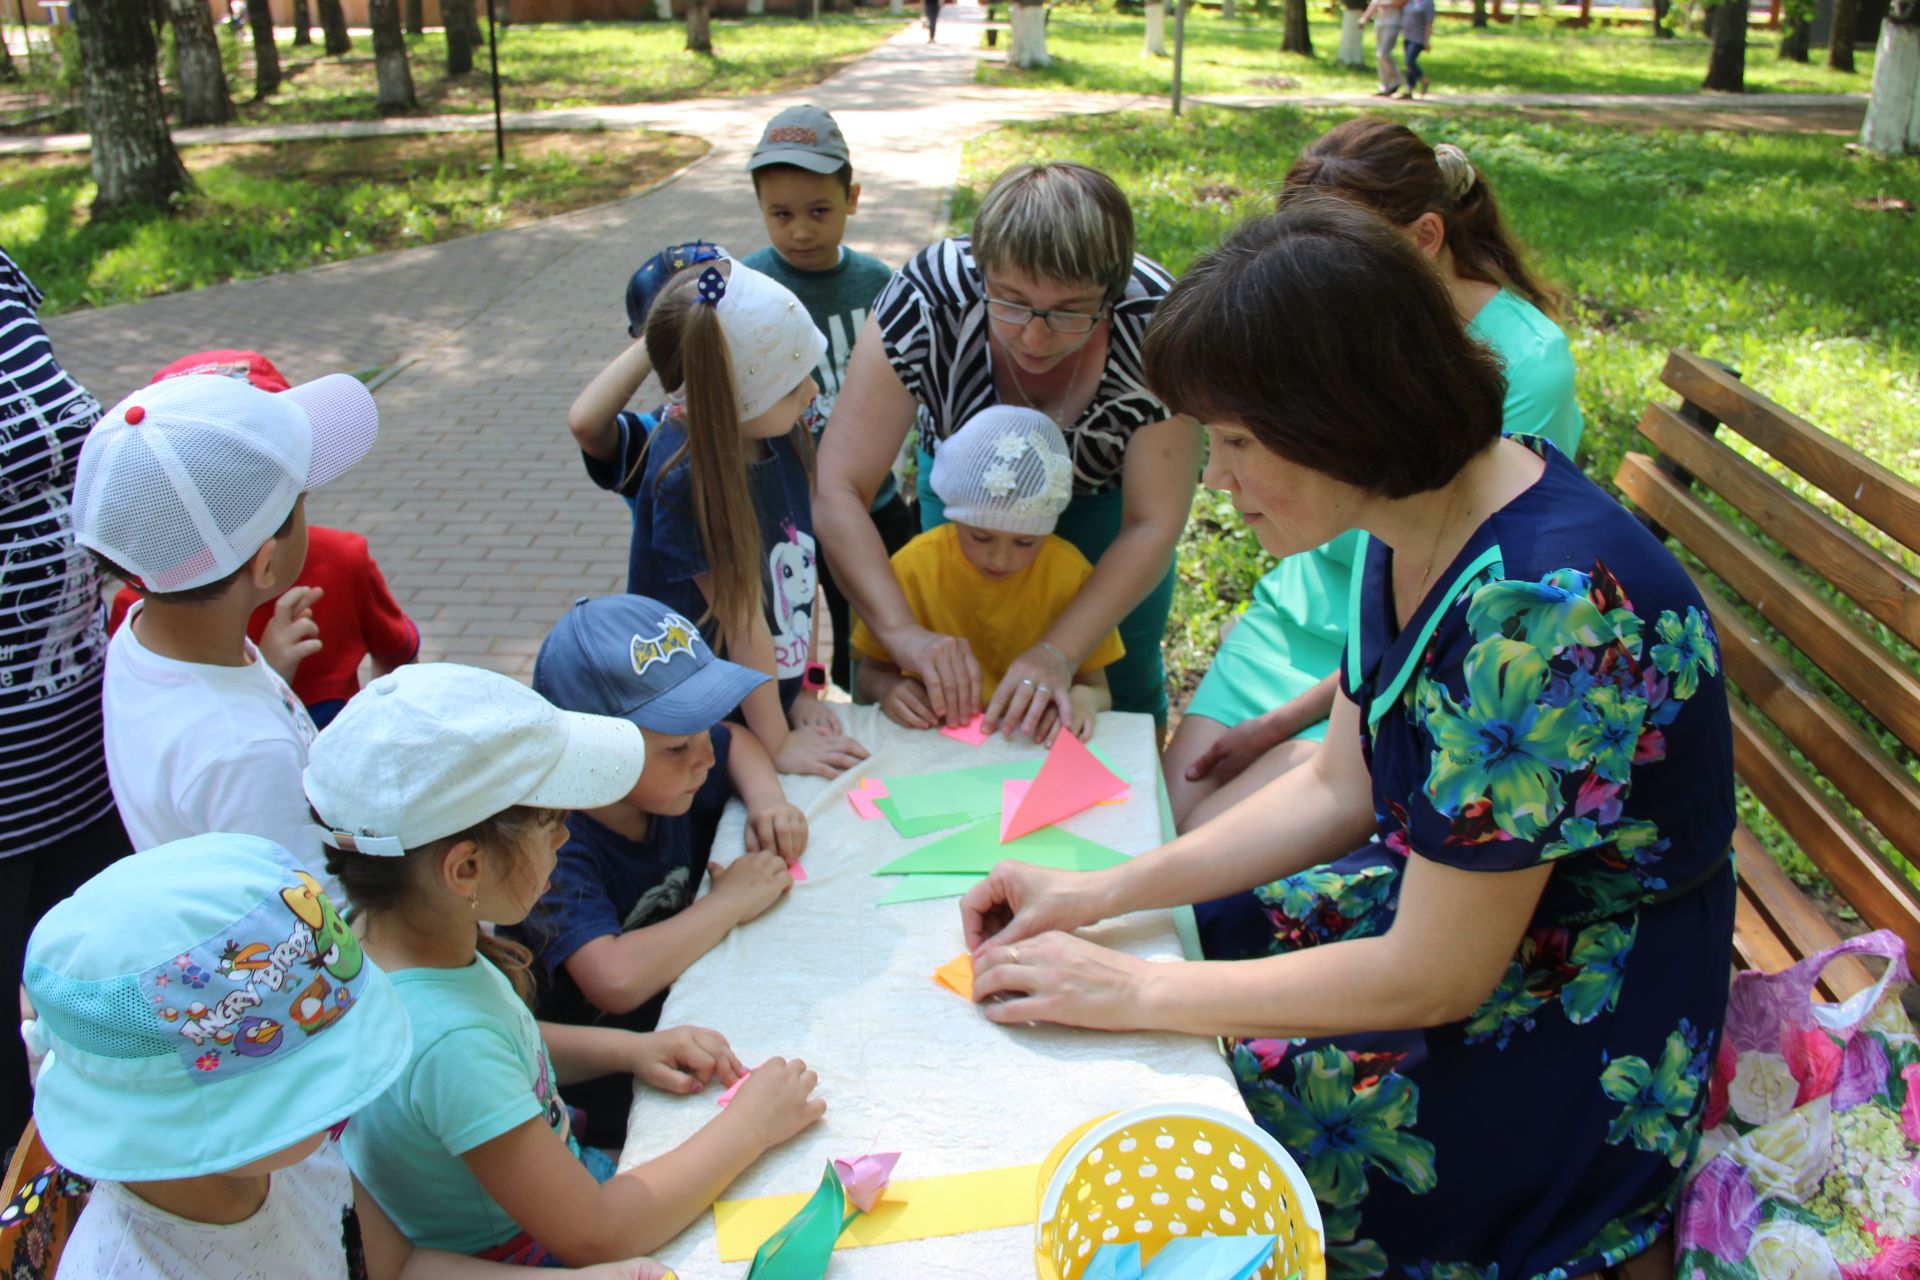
831, 1151, 901, 1214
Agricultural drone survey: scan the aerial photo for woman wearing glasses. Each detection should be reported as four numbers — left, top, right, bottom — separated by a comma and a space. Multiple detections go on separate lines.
814, 162, 1201, 739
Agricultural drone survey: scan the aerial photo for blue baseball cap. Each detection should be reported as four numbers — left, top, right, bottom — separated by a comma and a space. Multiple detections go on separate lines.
626, 240, 730, 338
534, 595, 770, 736
23, 834, 411, 1181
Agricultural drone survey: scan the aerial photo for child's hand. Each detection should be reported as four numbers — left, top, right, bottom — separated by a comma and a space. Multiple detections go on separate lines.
880, 676, 938, 730
570, 1259, 678, 1280
259, 584, 323, 683
1068, 687, 1100, 743
628, 1025, 743, 1095
788, 695, 843, 736
744, 801, 808, 864
725, 1055, 826, 1148
773, 722, 869, 779
708, 849, 792, 925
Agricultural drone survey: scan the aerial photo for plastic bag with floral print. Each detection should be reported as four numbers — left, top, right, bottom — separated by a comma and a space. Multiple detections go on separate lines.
1676, 930, 1920, 1279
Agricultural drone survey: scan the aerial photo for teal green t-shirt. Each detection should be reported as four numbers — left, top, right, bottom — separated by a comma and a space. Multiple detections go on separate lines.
341, 957, 568, 1253
1467, 287, 1584, 461
742, 244, 899, 510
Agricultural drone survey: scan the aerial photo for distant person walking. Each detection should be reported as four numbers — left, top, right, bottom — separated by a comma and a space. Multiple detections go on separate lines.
1360, 0, 1407, 95
925, 0, 941, 41
1399, 0, 1433, 96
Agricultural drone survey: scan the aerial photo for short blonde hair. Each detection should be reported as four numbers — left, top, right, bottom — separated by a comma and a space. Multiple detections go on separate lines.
972, 162, 1136, 302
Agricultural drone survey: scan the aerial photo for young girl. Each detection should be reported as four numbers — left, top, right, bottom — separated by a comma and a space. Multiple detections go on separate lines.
569, 257, 867, 779
851, 406, 1122, 744
306, 662, 826, 1265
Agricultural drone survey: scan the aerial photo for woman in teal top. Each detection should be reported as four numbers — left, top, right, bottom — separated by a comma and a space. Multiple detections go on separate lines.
1166, 119, 1584, 831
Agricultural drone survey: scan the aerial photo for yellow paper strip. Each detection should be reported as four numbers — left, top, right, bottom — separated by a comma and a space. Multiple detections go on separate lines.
713, 1162, 1042, 1262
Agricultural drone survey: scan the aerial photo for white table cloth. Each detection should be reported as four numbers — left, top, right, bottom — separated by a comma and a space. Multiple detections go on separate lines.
622, 705, 1247, 1278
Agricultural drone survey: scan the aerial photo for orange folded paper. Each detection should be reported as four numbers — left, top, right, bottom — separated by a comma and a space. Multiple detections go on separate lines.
932, 953, 974, 1000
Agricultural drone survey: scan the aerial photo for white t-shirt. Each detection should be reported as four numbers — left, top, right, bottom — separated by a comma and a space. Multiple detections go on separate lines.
102, 601, 334, 899
61, 1139, 366, 1280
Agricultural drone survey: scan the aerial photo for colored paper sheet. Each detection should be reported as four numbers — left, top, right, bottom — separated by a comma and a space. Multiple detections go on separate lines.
881, 750, 1133, 831
939, 713, 991, 746
1086, 1243, 1143, 1280
715, 1068, 751, 1107
874, 820, 1128, 877
933, 952, 974, 1000
1002, 730, 1128, 843
714, 1163, 1043, 1262
848, 789, 884, 821
745, 1163, 853, 1280
875, 873, 983, 906
1000, 777, 1128, 833
1139, 1235, 1277, 1280
832, 1152, 901, 1214
789, 862, 808, 882
873, 796, 971, 839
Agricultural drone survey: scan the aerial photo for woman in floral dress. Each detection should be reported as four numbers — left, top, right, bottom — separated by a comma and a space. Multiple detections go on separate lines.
963, 199, 1736, 1279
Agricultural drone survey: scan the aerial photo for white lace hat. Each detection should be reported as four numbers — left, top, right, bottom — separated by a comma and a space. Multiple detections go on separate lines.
930, 405, 1073, 535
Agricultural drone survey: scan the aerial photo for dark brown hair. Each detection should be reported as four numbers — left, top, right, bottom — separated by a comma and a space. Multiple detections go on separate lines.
94, 501, 300, 606
322, 805, 565, 1008
640, 260, 814, 650
1280, 118, 1565, 320
1143, 196, 1507, 499
751, 161, 855, 197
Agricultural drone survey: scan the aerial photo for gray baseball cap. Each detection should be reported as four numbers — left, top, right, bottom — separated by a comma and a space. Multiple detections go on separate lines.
747, 104, 850, 175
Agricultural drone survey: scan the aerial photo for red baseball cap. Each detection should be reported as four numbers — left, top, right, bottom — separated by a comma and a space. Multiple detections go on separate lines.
150, 349, 292, 394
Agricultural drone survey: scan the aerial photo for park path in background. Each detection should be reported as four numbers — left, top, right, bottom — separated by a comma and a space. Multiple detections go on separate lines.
35, 10, 1864, 676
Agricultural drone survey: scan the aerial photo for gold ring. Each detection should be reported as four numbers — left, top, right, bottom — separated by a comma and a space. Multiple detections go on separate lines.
1009, 946, 1021, 964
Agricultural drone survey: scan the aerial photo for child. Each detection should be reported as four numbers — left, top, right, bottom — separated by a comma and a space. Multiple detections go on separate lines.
107, 349, 420, 728
73, 369, 380, 901
509, 594, 807, 1149
21, 831, 668, 1279
307, 663, 825, 1264
568, 257, 868, 779
743, 104, 921, 698
852, 406, 1122, 744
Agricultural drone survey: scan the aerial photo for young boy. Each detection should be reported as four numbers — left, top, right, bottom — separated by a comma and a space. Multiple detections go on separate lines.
107, 350, 420, 729
852, 407, 1123, 744
21, 832, 667, 1280
510, 594, 808, 1148
743, 103, 920, 693
73, 370, 379, 901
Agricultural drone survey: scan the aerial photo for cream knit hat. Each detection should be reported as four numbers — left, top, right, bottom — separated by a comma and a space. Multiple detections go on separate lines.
930, 406, 1073, 536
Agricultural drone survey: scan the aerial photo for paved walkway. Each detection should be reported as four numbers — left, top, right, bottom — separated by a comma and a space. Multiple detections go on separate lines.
43, 6, 1158, 677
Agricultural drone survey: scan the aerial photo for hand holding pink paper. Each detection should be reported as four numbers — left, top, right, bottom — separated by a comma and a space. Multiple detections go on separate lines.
938, 713, 991, 746
716, 1066, 752, 1106
831, 1152, 901, 1214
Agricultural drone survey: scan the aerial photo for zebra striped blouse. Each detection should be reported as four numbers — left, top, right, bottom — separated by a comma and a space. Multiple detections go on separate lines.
872, 236, 1173, 496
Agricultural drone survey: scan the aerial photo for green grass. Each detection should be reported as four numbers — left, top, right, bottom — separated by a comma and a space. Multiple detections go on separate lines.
977, 6, 1876, 97
3, 128, 706, 314
956, 105, 1920, 899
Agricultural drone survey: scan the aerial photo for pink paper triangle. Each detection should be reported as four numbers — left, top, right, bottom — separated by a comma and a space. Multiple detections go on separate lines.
939, 713, 991, 746
1000, 731, 1128, 843
1001, 776, 1127, 837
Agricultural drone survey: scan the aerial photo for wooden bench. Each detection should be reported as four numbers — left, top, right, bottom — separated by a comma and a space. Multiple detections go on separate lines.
1613, 351, 1920, 1001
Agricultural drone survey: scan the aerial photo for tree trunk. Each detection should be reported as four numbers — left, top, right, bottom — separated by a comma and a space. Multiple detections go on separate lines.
1652, 0, 1672, 33
747, 0, 765, 13
404, 0, 423, 32
1828, 0, 1858, 68
442, 0, 476, 70
368, 0, 414, 110
165, 0, 233, 123
0, 24, 15, 82
1778, 4, 1809, 56
247, 0, 281, 93
1009, 0, 1047, 64
1337, 2, 1364, 63
72, 0, 194, 217
292, 0, 312, 43
1472, 0, 1488, 25
315, 0, 352, 53
1221, 0, 1234, 16
1281, 0, 1312, 52
1860, 15, 1920, 151
1703, 0, 1746, 87
685, 0, 711, 50
1144, 0, 1166, 53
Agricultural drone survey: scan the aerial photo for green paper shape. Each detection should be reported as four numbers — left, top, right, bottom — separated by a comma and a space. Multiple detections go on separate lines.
873, 795, 970, 839
873, 819, 1129, 876
880, 748, 1132, 830
746, 1161, 856, 1280
875, 873, 984, 905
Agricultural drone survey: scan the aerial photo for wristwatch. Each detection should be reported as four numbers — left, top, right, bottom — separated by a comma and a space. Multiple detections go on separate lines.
801, 662, 829, 693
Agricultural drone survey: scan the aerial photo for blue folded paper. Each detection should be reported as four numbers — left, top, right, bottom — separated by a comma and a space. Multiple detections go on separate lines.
1085, 1234, 1279, 1280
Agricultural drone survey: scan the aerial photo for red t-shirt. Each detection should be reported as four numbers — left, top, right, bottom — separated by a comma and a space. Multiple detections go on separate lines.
108, 526, 419, 708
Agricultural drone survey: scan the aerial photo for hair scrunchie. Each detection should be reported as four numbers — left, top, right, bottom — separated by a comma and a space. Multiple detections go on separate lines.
1433, 143, 1478, 202
694, 265, 727, 306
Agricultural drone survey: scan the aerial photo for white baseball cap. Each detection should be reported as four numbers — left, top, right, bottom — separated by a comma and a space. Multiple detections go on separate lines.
73, 372, 379, 593
304, 663, 647, 857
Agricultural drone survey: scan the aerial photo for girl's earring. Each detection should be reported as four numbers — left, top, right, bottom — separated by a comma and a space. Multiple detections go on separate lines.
469, 892, 480, 914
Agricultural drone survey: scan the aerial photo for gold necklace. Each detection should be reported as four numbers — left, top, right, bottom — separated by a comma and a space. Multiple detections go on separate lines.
998, 329, 1097, 431
1399, 473, 1471, 624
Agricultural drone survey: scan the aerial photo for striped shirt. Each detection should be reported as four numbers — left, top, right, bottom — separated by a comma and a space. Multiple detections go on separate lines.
0, 249, 113, 856
872, 236, 1173, 495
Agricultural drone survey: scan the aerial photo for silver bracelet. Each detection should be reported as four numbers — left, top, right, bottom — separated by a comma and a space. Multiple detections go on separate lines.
1038, 640, 1072, 670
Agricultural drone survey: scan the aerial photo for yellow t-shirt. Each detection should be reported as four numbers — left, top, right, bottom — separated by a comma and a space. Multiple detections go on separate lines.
850, 524, 1126, 698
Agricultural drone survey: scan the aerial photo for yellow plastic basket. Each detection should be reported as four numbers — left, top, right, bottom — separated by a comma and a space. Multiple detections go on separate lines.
1033, 1104, 1325, 1280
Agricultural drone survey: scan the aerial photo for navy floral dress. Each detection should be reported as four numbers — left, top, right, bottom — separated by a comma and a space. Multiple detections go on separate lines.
1200, 440, 1737, 1278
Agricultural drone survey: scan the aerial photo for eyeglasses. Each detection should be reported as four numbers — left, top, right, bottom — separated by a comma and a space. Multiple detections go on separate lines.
984, 296, 1107, 335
